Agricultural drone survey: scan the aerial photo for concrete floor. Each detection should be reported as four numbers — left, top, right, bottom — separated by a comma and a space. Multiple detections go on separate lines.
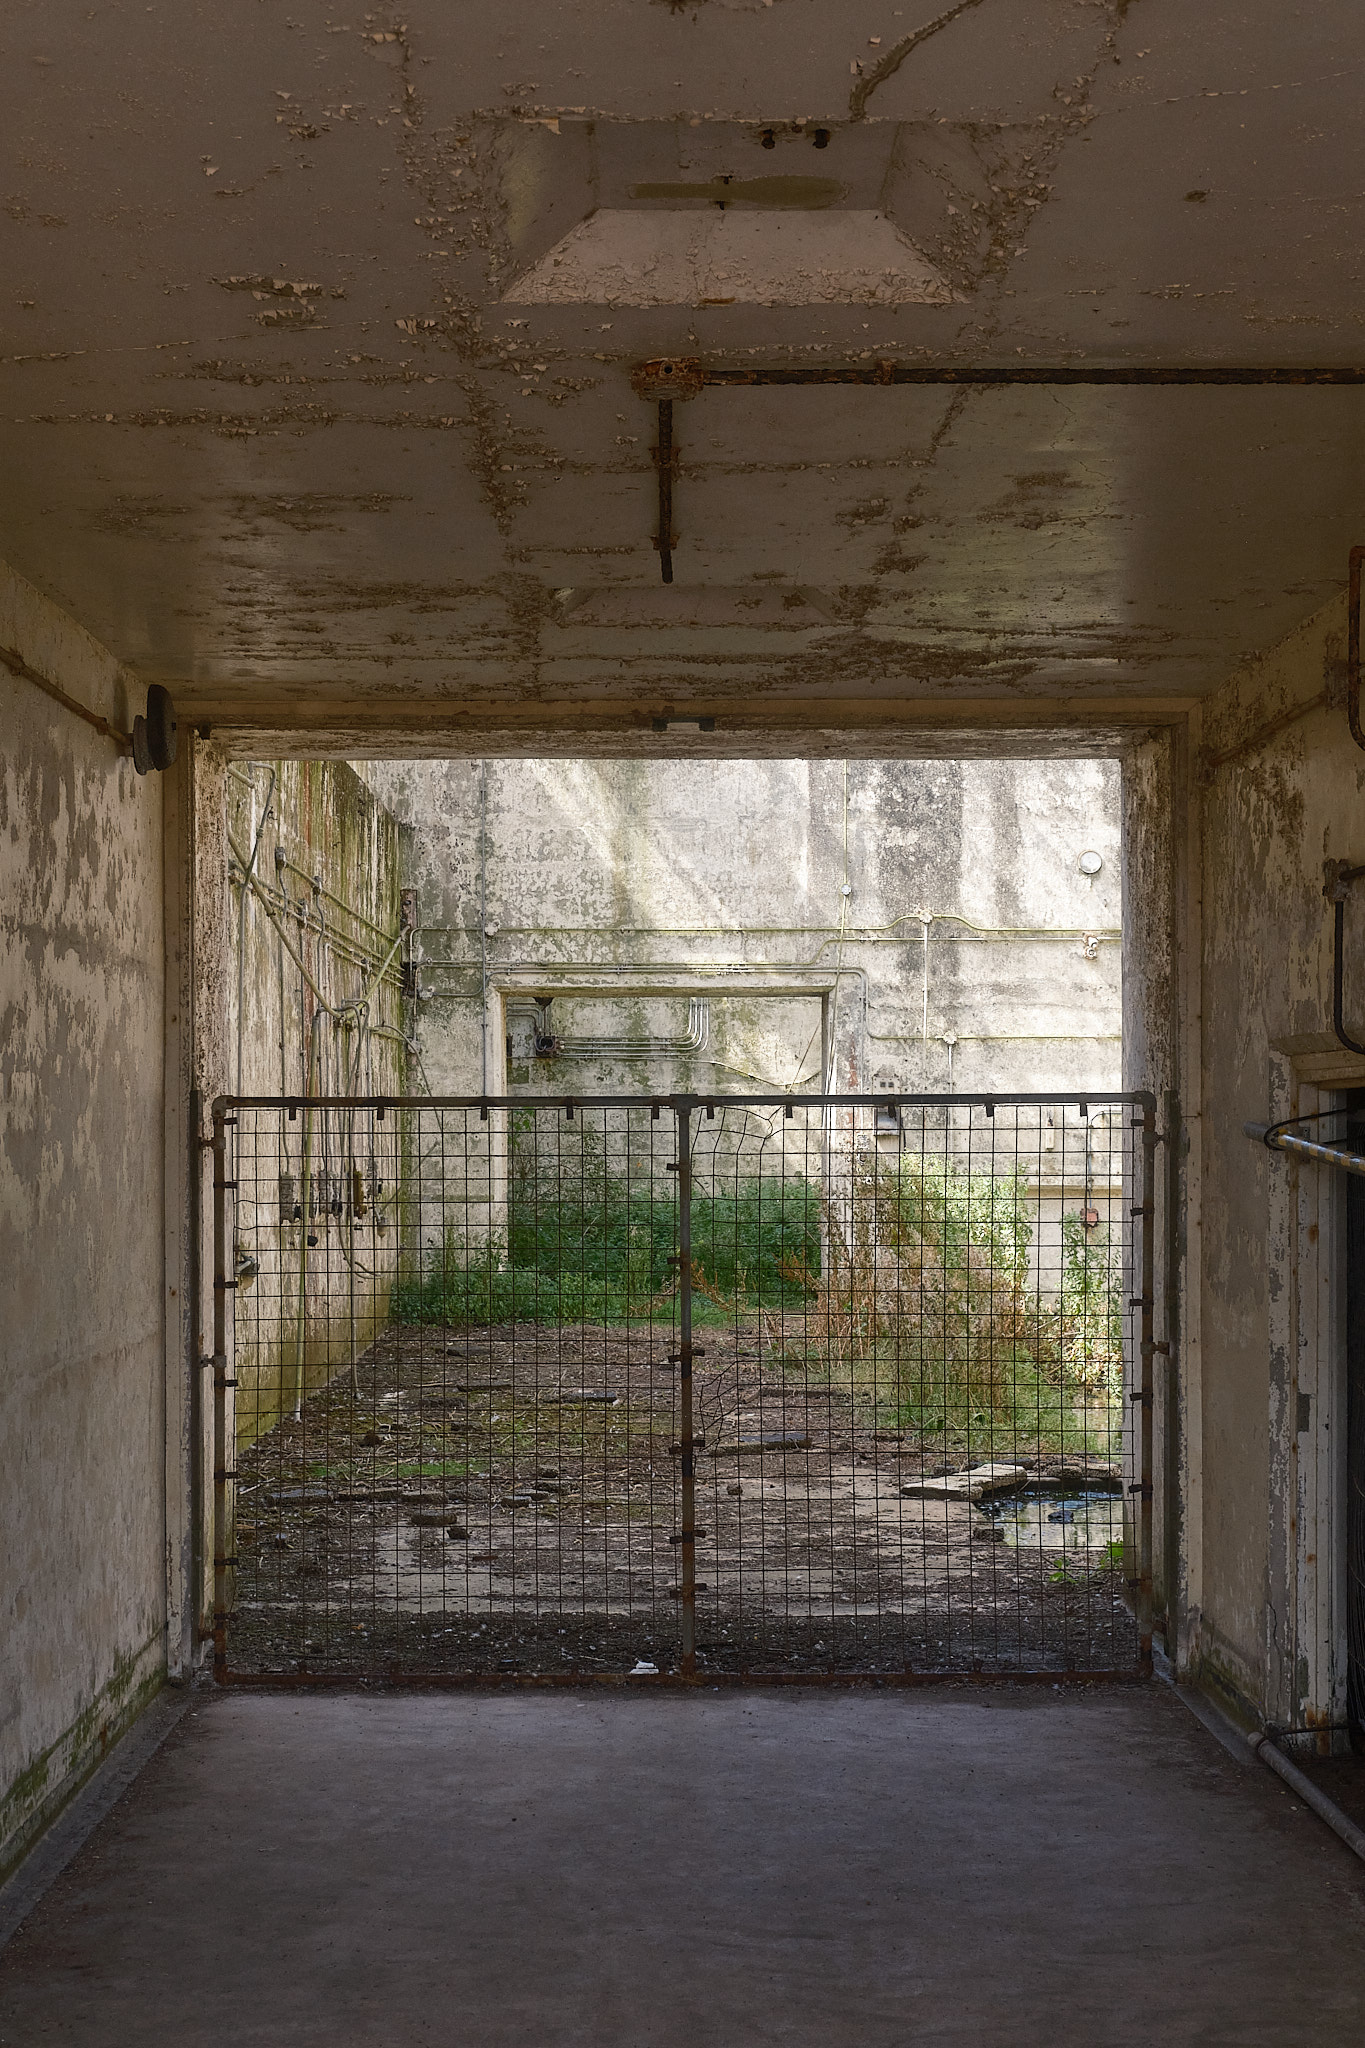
1, 1686, 1364, 2046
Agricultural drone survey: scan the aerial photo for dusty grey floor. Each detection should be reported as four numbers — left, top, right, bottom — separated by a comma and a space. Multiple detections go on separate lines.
2, 1685, 1364, 2046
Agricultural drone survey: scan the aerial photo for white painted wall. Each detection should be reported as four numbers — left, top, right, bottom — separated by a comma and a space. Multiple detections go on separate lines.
364, 756, 1122, 1102
0, 561, 168, 1877
1182, 593, 1364, 1737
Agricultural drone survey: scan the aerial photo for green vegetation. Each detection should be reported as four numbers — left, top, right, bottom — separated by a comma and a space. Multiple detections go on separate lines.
392, 1124, 1126, 1456
767, 1154, 1127, 1457
393, 1116, 820, 1328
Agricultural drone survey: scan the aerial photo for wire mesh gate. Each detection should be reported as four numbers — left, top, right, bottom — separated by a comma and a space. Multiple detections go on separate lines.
211, 1092, 1155, 1684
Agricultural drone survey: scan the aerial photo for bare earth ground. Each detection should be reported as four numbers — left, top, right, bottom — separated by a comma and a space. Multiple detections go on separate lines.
228, 1320, 1138, 1679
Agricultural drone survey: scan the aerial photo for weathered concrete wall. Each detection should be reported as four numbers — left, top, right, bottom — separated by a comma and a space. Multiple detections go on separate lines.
1186, 593, 1360, 1731
358, 754, 1124, 1303
225, 762, 409, 1439
365, 756, 1122, 1101
0, 562, 166, 1879
1120, 729, 1185, 1656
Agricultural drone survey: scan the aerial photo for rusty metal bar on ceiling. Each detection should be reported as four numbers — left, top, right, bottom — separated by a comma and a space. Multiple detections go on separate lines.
700, 365, 1365, 386
632, 358, 1365, 394
630, 356, 1365, 581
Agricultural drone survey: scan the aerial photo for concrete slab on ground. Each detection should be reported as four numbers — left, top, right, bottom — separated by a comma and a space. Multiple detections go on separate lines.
1, 1686, 1363, 2046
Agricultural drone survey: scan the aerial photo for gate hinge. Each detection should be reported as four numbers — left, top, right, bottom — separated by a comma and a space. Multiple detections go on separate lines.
1128, 1482, 1153, 1499
669, 1529, 708, 1543
1129, 1390, 1153, 1407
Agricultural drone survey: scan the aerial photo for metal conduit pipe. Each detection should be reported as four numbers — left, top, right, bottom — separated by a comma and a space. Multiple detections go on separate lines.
1248, 1733, 1365, 1866
1244, 1121, 1365, 1178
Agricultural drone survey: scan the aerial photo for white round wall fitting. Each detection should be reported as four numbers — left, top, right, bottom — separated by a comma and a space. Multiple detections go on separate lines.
1077, 850, 1103, 877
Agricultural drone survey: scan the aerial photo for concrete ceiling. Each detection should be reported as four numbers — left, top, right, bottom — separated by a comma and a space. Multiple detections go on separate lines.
3, 0, 1364, 750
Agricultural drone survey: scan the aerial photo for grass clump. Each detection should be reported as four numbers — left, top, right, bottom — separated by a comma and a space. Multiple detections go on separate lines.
393, 1116, 820, 1329
391, 1119, 1125, 1459
768, 1152, 1126, 1456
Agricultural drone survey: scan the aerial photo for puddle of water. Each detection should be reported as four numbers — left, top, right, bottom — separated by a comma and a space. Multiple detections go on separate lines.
984, 1486, 1124, 1554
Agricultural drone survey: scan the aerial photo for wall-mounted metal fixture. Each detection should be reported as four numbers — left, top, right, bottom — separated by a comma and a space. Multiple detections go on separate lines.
130, 683, 177, 775
1323, 857, 1365, 1055
508, 995, 711, 1062
1078, 850, 1103, 879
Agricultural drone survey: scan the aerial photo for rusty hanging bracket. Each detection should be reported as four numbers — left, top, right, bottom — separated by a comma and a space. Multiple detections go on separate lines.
1347, 545, 1365, 750
631, 358, 705, 585
654, 399, 677, 584
1323, 856, 1365, 1055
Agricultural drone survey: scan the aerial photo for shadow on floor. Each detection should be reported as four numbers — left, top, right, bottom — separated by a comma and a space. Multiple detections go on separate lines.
2, 1684, 1364, 2046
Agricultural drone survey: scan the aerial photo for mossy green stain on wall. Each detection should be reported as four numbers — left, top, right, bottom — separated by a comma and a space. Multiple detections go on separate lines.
0, 1631, 163, 1883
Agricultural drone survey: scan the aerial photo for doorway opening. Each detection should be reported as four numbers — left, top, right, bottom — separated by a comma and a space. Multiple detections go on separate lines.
214, 755, 1141, 1683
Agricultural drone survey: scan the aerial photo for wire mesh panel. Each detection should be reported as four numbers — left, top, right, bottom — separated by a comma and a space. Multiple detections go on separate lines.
212, 1092, 1153, 1682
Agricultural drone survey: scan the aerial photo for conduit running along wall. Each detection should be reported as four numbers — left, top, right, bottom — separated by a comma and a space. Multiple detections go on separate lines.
226, 763, 412, 1439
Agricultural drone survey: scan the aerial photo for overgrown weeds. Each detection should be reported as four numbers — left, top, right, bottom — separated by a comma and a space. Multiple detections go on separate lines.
392, 1125, 1125, 1454
393, 1118, 819, 1328
763, 1154, 1126, 1453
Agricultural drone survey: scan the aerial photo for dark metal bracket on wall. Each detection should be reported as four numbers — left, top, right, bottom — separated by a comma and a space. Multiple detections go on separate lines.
1324, 858, 1365, 1057
630, 355, 1365, 587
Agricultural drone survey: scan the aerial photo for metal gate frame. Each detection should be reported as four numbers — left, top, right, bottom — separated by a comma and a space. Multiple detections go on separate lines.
209, 1090, 1157, 1686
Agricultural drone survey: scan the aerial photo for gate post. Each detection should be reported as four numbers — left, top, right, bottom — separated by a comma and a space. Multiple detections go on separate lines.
210, 1098, 236, 1682
1137, 1093, 1158, 1675
675, 1098, 697, 1679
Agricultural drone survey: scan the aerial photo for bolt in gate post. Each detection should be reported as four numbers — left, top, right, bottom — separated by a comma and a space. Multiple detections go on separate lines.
675, 1099, 697, 1677
210, 1099, 236, 1682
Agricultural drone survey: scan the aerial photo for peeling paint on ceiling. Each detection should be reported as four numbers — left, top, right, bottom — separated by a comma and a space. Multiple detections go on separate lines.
0, 0, 1363, 747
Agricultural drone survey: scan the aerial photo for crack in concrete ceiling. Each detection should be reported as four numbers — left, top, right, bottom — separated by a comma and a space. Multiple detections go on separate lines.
1, 0, 1363, 745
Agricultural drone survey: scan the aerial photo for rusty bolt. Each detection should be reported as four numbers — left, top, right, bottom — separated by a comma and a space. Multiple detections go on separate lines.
630, 356, 706, 402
